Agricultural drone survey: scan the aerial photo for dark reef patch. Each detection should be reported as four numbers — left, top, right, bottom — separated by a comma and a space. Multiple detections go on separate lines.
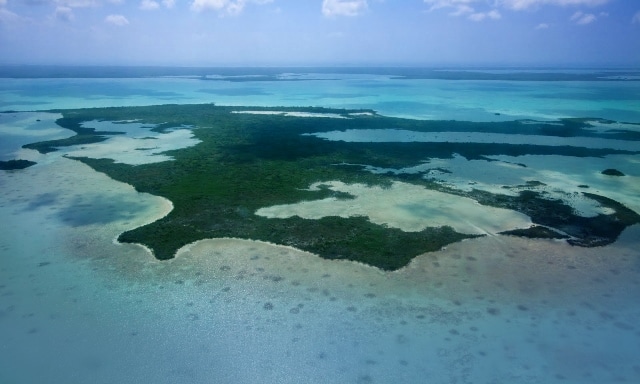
601, 168, 625, 177
24, 192, 58, 211
0, 159, 36, 170
500, 225, 568, 240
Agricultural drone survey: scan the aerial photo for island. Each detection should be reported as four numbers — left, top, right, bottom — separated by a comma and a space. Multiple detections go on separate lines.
23, 104, 640, 270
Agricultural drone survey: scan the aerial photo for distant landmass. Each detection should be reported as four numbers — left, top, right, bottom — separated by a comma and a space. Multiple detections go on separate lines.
2, 65, 639, 82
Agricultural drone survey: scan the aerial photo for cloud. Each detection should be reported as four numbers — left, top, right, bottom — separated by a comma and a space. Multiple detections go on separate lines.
535, 22, 549, 29
0, 0, 6, 5
468, 9, 501, 21
570, 10, 596, 25
0, 8, 23, 23
424, 0, 475, 11
139, 0, 175, 9
322, 0, 368, 17
56, 0, 99, 7
425, 0, 611, 13
191, 0, 236, 13
426, 0, 608, 24
423, 0, 500, 20
424, 0, 476, 18
450, 4, 473, 16
190, 0, 272, 15
634, 11, 640, 24
140, 0, 160, 10
55, 6, 74, 21
423, 1, 484, 21
500, 0, 610, 10
105, 13, 129, 26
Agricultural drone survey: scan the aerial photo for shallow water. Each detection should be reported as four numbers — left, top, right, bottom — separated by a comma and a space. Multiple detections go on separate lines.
307, 128, 639, 151
2, 70, 640, 122
1, 68, 639, 383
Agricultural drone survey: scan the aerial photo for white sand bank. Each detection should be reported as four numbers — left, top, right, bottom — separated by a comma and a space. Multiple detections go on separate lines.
63, 129, 200, 165
232, 110, 349, 118
256, 180, 532, 235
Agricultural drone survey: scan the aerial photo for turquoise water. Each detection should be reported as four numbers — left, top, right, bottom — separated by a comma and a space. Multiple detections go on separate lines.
1, 68, 640, 384
2, 69, 639, 122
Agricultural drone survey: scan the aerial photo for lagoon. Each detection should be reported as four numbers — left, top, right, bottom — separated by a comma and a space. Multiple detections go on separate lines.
305, 128, 639, 151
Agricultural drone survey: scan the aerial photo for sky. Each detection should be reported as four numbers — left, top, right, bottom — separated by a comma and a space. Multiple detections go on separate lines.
0, 0, 639, 66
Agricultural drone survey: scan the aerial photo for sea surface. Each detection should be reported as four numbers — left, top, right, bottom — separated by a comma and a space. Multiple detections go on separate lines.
1, 67, 640, 384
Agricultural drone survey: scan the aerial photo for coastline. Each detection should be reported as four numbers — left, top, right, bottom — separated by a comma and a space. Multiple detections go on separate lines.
4, 104, 635, 270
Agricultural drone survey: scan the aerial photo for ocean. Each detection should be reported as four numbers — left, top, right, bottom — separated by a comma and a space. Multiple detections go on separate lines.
1, 66, 639, 384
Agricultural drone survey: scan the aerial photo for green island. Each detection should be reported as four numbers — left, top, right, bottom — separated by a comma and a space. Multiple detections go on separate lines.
26, 104, 640, 270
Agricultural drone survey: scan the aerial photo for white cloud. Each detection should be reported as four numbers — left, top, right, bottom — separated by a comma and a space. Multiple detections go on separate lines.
424, 1, 479, 19
322, 0, 368, 17
468, 9, 501, 21
0, 8, 22, 23
140, 0, 160, 10
56, 0, 99, 7
578, 14, 595, 24
191, 0, 272, 14
500, 0, 610, 10
139, 0, 175, 9
570, 10, 596, 25
425, 0, 611, 12
0, 0, 6, 6
424, 0, 476, 12
20, 0, 115, 6
450, 4, 474, 16
633, 11, 640, 24
487, 9, 501, 19
535, 22, 549, 29
55, 6, 74, 21
227, 1, 244, 14
191, 0, 234, 13
105, 13, 129, 26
